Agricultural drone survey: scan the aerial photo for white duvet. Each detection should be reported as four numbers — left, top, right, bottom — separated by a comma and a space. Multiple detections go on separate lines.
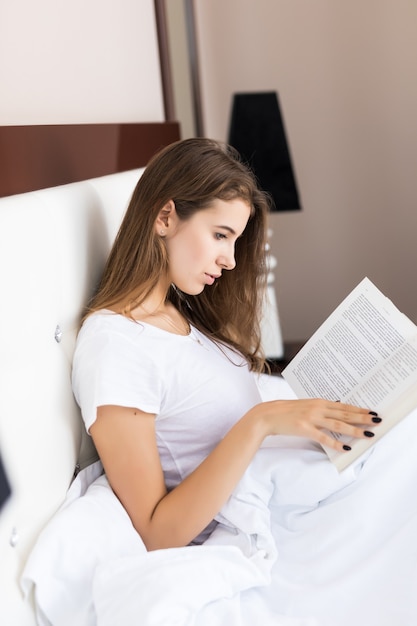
22, 376, 417, 626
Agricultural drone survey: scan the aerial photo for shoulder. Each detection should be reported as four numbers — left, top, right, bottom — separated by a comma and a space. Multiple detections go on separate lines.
79, 310, 140, 336
76, 311, 146, 350
73, 312, 163, 379
72, 312, 164, 396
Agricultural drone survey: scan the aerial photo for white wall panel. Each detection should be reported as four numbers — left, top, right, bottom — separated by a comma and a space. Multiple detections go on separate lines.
0, 0, 164, 124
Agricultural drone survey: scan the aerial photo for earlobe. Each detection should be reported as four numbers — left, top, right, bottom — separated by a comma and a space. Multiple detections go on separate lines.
155, 200, 176, 235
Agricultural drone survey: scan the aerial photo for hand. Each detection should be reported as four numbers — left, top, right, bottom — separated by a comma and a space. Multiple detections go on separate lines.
256, 399, 380, 452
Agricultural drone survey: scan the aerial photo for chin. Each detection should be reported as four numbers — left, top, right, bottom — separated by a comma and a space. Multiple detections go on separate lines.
178, 284, 205, 296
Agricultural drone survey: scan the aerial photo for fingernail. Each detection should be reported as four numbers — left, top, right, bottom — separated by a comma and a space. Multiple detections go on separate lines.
368, 411, 378, 416
343, 445, 351, 451
372, 417, 382, 423
364, 431, 375, 437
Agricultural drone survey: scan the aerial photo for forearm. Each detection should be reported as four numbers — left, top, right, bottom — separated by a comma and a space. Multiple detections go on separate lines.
141, 407, 266, 550
96, 398, 377, 551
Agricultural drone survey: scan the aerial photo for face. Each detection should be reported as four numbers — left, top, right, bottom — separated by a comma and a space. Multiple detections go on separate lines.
163, 198, 251, 295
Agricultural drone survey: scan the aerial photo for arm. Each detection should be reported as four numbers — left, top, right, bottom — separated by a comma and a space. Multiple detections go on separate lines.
91, 399, 379, 551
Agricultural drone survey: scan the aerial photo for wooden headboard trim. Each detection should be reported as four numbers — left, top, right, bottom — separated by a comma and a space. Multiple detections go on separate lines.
0, 122, 180, 197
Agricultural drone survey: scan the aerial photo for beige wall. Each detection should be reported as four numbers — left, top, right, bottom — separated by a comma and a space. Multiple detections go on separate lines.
194, 0, 417, 341
0, 0, 164, 125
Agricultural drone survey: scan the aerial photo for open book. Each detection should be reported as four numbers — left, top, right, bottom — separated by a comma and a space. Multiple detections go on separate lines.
282, 277, 417, 471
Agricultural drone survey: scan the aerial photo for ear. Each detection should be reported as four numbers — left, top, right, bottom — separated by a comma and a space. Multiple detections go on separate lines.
155, 200, 176, 236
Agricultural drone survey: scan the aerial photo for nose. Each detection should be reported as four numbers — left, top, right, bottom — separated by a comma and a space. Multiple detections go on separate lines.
218, 246, 236, 271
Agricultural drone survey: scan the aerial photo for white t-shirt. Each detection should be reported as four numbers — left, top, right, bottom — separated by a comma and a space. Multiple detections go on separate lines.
72, 311, 262, 492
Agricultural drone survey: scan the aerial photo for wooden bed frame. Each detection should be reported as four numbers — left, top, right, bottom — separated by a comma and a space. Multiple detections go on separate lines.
0, 121, 180, 197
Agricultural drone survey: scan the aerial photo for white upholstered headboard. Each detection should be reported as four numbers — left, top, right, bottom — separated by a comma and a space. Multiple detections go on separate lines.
0, 168, 145, 623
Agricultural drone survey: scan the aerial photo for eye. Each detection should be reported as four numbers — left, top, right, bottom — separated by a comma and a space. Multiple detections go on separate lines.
215, 232, 227, 240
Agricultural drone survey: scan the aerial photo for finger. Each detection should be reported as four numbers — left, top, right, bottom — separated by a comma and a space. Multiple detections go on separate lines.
316, 418, 377, 440
330, 400, 373, 414
312, 429, 353, 453
306, 422, 372, 452
325, 404, 381, 426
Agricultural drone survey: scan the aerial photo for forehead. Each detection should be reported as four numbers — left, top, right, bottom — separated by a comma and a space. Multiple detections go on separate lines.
196, 198, 251, 232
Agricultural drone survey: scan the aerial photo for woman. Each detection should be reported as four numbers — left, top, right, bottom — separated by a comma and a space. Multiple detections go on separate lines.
72, 137, 379, 552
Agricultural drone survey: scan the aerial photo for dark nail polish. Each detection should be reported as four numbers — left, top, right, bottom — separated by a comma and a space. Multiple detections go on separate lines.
372, 417, 382, 423
369, 411, 378, 416
343, 445, 351, 451
364, 430, 375, 437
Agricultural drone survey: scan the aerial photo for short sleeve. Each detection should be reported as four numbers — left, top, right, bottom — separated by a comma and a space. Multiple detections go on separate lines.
72, 314, 163, 433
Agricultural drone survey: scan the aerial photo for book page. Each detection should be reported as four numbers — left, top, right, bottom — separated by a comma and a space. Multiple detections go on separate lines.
282, 277, 417, 470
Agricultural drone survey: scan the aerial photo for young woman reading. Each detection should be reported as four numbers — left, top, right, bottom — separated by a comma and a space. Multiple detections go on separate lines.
72, 138, 380, 551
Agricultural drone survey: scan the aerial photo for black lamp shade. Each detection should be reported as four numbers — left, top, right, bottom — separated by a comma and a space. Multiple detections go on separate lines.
228, 92, 301, 211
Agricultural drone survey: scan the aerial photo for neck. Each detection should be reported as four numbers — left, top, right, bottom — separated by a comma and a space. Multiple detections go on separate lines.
126, 280, 170, 317
128, 286, 190, 336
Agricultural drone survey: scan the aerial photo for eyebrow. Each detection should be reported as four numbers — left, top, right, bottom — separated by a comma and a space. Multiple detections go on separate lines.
215, 225, 237, 235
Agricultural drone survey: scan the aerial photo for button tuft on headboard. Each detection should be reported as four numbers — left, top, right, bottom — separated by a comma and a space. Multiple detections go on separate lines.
54, 325, 63, 343
9, 527, 19, 548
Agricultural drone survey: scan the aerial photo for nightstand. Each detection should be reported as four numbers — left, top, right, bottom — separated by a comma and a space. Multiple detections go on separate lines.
266, 341, 305, 376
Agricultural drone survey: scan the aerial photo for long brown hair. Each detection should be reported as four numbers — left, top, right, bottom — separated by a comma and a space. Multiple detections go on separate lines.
85, 138, 271, 372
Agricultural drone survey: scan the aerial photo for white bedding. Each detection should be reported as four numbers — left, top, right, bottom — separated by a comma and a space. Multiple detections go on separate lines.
22, 376, 417, 626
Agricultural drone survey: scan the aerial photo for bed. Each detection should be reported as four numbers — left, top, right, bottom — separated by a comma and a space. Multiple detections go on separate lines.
1, 123, 416, 626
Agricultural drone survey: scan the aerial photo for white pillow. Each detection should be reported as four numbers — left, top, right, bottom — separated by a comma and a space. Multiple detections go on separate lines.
21, 461, 146, 626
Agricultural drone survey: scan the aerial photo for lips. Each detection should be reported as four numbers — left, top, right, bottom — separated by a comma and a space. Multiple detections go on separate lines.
204, 273, 220, 285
